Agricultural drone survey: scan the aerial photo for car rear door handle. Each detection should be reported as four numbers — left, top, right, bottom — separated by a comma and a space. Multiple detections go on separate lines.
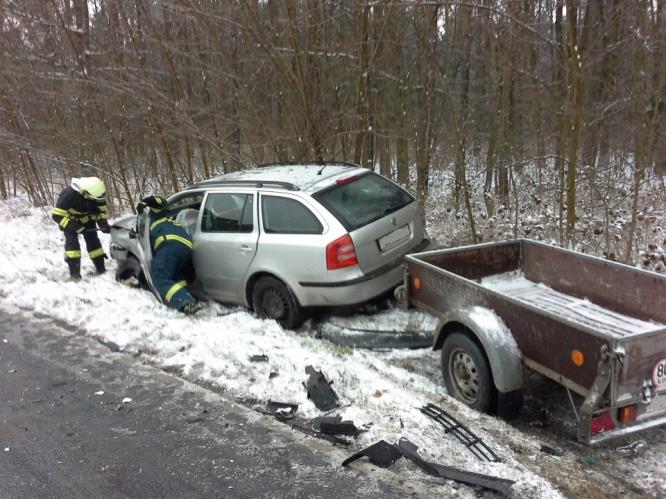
239, 244, 254, 254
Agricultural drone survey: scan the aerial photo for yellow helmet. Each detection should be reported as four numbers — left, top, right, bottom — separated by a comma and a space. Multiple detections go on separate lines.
72, 177, 106, 200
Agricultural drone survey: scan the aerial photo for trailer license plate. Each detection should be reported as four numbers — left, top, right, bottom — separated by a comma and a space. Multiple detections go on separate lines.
653, 358, 666, 390
379, 224, 410, 251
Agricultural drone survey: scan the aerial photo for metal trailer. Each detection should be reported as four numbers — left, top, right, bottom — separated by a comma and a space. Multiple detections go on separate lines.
401, 239, 666, 444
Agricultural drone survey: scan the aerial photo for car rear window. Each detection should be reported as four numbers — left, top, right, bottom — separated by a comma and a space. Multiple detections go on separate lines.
312, 172, 414, 231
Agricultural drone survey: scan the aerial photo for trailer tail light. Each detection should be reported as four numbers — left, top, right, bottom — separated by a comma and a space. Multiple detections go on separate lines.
618, 404, 638, 424
326, 234, 358, 270
591, 411, 616, 433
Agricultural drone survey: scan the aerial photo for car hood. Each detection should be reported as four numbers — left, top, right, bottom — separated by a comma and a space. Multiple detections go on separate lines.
110, 214, 136, 231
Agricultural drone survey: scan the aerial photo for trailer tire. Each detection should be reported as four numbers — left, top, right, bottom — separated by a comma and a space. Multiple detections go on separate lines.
441, 332, 496, 413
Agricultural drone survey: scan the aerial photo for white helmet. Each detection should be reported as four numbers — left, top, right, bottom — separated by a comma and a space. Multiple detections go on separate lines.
71, 177, 106, 200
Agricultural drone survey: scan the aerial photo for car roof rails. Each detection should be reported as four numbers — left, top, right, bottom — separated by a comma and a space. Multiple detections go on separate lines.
256, 161, 360, 169
187, 179, 300, 191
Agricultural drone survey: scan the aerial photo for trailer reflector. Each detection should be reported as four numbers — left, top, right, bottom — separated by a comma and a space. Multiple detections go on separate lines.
413, 277, 421, 289
571, 349, 585, 367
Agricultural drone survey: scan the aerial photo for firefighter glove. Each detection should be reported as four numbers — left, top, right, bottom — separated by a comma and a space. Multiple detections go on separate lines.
139, 195, 167, 212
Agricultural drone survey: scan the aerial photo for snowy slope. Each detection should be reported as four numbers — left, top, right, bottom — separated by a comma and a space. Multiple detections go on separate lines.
0, 196, 664, 498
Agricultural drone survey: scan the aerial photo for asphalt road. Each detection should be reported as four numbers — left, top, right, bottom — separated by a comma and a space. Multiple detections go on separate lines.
0, 311, 412, 499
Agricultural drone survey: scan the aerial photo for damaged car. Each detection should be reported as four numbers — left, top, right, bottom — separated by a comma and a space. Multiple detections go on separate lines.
110, 162, 428, 328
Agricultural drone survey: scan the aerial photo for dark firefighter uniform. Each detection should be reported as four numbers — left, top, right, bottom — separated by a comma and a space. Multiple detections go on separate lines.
52, 177, 110, 279
138, 196, 199, 314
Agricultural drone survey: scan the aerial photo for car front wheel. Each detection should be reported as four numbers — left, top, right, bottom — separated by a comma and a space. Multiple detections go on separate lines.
251, 276, 304, 330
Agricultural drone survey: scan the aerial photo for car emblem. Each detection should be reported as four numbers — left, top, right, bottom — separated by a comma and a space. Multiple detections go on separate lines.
391, 216, 398, 226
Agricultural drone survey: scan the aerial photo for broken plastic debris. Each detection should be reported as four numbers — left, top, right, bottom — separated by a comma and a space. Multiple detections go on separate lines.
540, 444, 564, 457
122, 397, 132, 404
304, 366, 338, 411
616, 439, 646, 457
342, 440, 402, 468
249, 354, 268, 362
253, 400, 299, 420
94, 391, 104, 396
397, 438, 515, 496
316, 416, 361, 437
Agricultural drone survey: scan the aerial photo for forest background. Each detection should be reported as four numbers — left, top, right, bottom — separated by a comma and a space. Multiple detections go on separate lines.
1, 0, 664, 269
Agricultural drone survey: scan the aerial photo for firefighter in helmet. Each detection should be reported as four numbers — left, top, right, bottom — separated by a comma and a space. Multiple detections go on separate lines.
137, 195, 201, 315
52, 176, 110, 280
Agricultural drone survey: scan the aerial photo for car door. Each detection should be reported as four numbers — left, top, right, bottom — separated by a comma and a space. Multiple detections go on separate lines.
193, 190, 259, 303
137, 191, 205, 303
252, 193, 327, 284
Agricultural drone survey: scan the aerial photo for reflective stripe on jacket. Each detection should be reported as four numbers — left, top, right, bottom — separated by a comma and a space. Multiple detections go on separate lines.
148, 216, 192, 253
52, 186, 108, 229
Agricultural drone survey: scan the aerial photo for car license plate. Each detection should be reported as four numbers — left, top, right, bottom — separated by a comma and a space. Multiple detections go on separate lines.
378, 224, 411, 251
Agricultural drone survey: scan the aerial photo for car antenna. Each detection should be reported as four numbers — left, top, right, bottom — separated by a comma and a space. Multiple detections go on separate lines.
317, 163, 327, 175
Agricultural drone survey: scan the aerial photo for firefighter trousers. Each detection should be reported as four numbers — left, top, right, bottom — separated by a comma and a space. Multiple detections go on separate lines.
150, 241, 196, 311
64, 225, 105, 262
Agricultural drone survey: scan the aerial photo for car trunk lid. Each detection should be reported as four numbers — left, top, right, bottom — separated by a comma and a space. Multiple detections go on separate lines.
312, 171, 426, 273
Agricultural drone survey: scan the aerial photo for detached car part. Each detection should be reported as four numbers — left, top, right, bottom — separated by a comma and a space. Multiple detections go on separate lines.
304, 365, 338, 411
421, 403, 501, 463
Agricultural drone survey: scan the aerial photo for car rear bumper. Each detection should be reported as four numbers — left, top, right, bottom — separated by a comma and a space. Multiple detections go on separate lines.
295, 238, 429, 307
295, 263, 404, 306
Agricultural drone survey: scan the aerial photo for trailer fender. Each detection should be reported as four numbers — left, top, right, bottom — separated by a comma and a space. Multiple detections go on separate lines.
434, 306, 523, 393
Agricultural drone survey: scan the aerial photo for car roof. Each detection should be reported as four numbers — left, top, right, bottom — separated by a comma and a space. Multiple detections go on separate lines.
188, 162, 368, 193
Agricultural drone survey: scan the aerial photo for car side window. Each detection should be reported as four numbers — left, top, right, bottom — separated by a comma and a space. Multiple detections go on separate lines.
261, 196, 322, 234
202, 193, 253, 233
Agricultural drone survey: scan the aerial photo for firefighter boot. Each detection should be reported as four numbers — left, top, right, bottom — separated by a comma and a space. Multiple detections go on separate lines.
68, 259, 82, 281
92, 255, 106, 275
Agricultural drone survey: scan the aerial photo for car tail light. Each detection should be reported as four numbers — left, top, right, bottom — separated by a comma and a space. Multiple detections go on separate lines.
326, 234, 358, 270
618, 404, 638, 424
336, 175, 358, 186
591, 410, 616, 433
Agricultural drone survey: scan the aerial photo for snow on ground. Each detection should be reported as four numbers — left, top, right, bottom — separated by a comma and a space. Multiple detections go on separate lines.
0, 196, 664, 498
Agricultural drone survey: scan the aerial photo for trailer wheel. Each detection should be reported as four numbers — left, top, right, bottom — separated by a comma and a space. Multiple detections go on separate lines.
441, 332, 495, 413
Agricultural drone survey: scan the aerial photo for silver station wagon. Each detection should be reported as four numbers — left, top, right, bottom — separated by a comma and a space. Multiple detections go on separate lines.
110, 163, 429, 328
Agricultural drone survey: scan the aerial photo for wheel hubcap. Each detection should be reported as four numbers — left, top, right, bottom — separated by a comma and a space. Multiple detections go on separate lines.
263, 288, 286, 319
449, 348, 480, 404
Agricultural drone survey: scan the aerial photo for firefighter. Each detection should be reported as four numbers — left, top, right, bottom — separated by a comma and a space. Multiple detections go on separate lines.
52, 177, 110, 280
137, 195, 201, 315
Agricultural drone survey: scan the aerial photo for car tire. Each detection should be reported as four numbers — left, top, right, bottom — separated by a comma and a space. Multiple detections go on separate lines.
441, 332, 495, 413
252, 276, 304, 330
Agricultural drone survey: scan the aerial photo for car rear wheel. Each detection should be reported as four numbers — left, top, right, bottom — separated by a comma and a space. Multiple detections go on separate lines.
252, 276, 304, 330
441, 332, 495, 413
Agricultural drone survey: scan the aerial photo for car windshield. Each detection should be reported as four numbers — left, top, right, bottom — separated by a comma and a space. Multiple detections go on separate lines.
312, 172, 414, 231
